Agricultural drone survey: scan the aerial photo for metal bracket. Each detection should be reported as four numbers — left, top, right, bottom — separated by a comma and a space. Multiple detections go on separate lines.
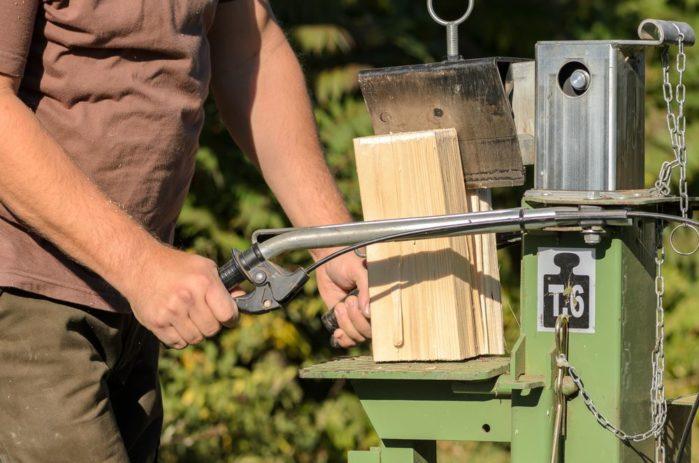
492, 374, 546, 396
551, 315, 572, 463
638, 19, 696, 46
251, 227, 294, 245
524, 189, 682, 206
358, 58, 527, 189
233, 251, 309, 314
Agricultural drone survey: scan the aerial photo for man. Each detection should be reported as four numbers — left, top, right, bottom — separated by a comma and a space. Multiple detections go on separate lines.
0, 0, 371, 461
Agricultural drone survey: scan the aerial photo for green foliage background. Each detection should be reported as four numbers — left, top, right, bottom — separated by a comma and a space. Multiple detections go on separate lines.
159, 1, 699, 461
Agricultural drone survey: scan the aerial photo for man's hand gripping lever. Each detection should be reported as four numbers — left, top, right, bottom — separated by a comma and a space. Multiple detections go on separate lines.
218, 249, 309, 314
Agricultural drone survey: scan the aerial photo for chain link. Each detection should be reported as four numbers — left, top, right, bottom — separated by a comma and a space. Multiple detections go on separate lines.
654, 29, 689, 222
557, 237, 667, 461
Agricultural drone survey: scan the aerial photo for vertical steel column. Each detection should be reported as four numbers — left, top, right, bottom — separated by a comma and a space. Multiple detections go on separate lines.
512, 224, 657, 462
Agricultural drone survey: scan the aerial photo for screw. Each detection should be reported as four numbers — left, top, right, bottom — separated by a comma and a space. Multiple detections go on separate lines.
263, 299, 272, 309
570, 69, 591, 93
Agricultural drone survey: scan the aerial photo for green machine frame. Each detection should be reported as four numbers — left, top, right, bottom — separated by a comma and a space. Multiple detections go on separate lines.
302, 217, 692, 462
300, 20, 698, 463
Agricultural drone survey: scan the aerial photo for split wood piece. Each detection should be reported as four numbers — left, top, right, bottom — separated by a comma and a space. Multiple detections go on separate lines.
354, 128, 503, 362
464, 192, 487, 353
466, 189, 505, 355
506, 61, 536, 166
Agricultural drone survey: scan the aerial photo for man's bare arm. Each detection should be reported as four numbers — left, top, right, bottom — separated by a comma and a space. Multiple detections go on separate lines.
0, 75, 237, 348
209, 1, 351, 232
209, 1, 371, 347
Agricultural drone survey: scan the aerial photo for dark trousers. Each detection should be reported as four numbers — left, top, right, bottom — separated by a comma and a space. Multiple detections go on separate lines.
0, 289, 162, 462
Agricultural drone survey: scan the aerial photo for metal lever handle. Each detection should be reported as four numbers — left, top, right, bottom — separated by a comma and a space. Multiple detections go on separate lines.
218, 250, 309, 315
427, 0, 475, 61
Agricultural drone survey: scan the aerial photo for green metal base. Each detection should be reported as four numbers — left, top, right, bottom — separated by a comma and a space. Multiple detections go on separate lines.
300, 352, 546, 462
301, 226, 693, 462
300, 355, 510, 382
301, 355, 535, 445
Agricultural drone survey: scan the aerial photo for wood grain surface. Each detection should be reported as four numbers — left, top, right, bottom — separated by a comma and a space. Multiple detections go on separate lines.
354, 129, 504, 361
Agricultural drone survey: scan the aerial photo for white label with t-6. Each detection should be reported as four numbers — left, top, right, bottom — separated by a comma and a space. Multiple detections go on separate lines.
537, 248, 595, 333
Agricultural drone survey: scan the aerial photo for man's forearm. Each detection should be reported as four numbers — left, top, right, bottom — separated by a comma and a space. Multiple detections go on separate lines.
0, 82, 161, 294
209, 1, 370, 344
210, 8, 351, 253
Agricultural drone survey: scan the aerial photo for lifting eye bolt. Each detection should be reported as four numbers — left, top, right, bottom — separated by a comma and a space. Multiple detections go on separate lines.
427, 0, 475, 61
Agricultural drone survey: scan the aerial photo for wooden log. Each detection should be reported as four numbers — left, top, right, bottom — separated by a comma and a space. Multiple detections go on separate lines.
354, 128, 504, 362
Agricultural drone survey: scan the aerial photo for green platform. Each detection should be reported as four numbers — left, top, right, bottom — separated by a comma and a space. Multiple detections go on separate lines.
300, 356, 510, 381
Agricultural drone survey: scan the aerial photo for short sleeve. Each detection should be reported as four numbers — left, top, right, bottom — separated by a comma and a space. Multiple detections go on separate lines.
0, 0, 40, 78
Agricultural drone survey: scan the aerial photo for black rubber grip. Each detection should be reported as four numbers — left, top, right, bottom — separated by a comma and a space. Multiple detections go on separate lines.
321, 288, 360, 333
218, 257, 247, 291
321, 309, 339, 332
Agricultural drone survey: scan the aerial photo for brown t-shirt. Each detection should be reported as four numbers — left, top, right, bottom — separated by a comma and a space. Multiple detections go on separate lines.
0, 0, 226, 311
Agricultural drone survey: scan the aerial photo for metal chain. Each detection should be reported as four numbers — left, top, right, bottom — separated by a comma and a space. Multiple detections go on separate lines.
654, 29, 689, 222
550, 24, 688, 463
556, 238, 667, 461
653, 243, 668, 463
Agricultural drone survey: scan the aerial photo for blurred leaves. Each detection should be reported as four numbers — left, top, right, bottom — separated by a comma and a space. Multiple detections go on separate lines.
292, 25, 354, 55
161, 1, 699, 461
315, 64, 367, 104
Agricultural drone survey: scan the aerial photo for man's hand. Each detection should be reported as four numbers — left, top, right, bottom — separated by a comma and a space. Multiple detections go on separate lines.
315, 251, 370, 348
121, 245, 240, 349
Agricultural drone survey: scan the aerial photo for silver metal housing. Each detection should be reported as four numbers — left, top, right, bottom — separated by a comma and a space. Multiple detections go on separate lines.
535, 41, 645, 191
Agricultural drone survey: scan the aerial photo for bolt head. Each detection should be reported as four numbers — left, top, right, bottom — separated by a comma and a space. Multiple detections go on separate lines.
570, 69, 591, 92
583, 233, 601, 245
253, 272, 266, 283
561, 376, 578, 396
